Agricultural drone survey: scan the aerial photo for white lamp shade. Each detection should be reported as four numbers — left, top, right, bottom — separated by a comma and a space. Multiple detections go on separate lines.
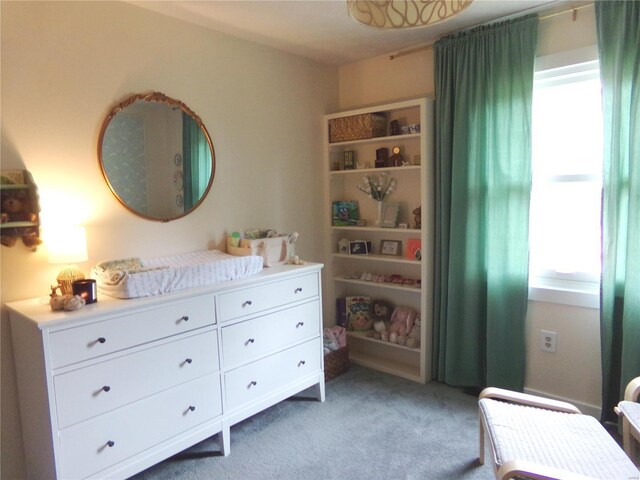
47, 226, 89, 265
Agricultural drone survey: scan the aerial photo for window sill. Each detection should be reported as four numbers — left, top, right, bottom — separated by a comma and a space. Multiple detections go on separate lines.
528, 279, 599, 309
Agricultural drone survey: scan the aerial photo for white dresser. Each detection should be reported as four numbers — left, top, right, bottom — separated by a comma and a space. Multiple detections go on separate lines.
8, 263, 324, 480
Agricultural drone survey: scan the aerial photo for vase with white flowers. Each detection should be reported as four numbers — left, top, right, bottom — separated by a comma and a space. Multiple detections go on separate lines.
356, 173, 397, 226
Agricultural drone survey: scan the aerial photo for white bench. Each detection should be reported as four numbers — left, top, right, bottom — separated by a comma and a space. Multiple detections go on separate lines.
479, 387, 640, 480
616, 376, 640, 464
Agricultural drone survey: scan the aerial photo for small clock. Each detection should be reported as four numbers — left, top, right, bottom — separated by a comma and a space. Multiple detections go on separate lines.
389, 146, 404, 167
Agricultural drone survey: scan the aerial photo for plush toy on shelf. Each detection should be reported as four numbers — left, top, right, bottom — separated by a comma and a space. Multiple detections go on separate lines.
406, 317, 421, 349
369, 299, 393, 341
388, 306, 418, 346
413, 206, 421, 229
1, 190, 40, 249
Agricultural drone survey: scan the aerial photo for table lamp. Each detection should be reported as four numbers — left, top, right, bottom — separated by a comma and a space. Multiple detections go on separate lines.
47, 225, 88, 295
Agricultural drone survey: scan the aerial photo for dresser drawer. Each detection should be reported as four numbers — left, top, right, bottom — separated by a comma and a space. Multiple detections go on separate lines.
218, 273, 318, 322
58, 373, 222, 480
49, 295, 215, 369
225, 338, 321, 408
54, 328, 219, 429
221, 300, 319, 369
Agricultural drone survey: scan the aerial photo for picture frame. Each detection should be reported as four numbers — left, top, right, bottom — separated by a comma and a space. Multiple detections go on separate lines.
380, 239, 401, 256
332, 201, 360, 226
380, 202, 400, 228
343, 151, 355, 170
349, 240, 369, 255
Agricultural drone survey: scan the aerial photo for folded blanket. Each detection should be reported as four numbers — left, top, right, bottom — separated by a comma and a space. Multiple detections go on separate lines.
92, 257, 168, 286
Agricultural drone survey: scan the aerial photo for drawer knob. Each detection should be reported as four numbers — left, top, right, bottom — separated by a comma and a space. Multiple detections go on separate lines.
249, 380, 257, 387
188, 405, 196, 412
180, 315, 189, 322
102, 385, 111, 392
246, 338, 255, 344
107, 440, 115, 448
296, 321, 304, 328
185, 358, 193, 364
298, 360, 306, 367
295, 287, 303, 293
243, 300, 253, 307
97, 337, 106, 344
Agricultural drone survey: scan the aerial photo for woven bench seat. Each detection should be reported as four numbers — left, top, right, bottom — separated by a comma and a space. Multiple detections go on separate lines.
479, 388, 640, 480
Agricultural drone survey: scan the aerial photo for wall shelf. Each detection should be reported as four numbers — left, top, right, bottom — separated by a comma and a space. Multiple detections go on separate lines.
0, 169, 41, 250
332, 226, 420, 234
328, 132, 420, 148
334, 277, 421, 293
332, 253, 419, 265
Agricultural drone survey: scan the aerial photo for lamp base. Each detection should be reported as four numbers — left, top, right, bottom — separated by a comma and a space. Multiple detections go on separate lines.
57, 265, 85, 295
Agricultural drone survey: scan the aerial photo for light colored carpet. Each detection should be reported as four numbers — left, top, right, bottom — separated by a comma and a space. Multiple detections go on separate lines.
132, 365, 495, 480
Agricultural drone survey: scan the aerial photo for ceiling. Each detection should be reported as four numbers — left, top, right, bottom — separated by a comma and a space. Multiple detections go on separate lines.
130, 0, 569, 65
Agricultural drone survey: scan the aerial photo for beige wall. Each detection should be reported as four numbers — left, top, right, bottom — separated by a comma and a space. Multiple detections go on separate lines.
1, 2, 337, 478
338, 5, 601, 413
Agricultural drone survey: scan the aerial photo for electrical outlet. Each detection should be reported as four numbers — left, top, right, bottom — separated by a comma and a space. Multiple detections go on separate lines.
540, 330, 557, 353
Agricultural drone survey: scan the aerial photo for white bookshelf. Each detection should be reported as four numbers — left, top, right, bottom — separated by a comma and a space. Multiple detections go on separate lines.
322, 98, 434, 383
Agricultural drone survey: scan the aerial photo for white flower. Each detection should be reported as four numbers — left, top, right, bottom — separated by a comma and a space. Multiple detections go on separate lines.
356, 174, 396, 202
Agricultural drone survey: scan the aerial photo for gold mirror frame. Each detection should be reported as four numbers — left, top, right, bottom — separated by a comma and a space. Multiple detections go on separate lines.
98, 92, 216, 222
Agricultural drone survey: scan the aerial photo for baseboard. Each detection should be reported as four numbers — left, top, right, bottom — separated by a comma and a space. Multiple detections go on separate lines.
524, 387, 601, 419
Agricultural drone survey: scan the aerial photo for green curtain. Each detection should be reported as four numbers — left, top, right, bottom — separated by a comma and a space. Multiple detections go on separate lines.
596, 0, 640, 423
183, 113, 212, 210
432, 15, 538, 391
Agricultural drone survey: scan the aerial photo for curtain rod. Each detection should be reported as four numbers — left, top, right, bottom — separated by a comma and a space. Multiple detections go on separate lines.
389, 2, 595, 60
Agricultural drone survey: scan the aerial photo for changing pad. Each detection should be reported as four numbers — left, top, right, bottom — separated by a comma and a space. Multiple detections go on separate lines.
92, 250, 264, 299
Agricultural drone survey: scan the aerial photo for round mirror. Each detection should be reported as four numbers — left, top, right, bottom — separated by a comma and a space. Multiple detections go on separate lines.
98, 92, 215, 222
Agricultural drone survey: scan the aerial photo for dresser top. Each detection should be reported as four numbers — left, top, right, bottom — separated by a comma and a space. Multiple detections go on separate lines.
6, 262, 322, 329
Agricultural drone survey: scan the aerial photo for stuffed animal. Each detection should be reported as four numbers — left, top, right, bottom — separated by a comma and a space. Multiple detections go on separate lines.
1, 190, 40, 249
413, 206, 421, 229
388, 306, 418, 345
49, 286, 86, 311
406, 317, 421, 349
371, 299, 393, 340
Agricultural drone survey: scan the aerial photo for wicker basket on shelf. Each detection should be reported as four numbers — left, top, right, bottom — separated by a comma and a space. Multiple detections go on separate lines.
324, 346, 350, 382
329, 113, 386, 143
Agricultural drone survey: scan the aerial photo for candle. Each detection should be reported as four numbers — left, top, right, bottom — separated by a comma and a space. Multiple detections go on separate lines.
72, 279, 97, 304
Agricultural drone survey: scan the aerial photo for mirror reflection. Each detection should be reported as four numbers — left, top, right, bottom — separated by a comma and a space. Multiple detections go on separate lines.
98, 92, 215, 222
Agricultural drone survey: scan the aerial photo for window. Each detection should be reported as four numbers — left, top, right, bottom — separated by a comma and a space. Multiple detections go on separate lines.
528, 59, 603, 305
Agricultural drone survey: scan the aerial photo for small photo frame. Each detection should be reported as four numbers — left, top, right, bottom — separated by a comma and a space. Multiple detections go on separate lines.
380, 239, 402, 256
380, 202, 400, 228
344, 151, 355, 170
349, 240, 369, 255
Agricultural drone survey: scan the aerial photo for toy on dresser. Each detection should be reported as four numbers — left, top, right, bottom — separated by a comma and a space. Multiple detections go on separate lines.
49, 286, 86, 311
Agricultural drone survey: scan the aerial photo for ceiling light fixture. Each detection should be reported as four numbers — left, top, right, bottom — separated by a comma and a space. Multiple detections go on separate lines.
347, 0, 473, 29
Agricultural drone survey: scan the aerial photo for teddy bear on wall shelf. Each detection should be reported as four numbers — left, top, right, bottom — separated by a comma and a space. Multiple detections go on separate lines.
1, 190, 41, 250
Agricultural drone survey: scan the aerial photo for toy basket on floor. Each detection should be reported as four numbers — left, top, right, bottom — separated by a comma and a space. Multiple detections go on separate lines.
324, 346, 349, 382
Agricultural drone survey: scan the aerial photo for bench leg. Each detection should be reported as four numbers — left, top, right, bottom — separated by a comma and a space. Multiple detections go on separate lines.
622, 419, 638, 463
479, 411, 485, 465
